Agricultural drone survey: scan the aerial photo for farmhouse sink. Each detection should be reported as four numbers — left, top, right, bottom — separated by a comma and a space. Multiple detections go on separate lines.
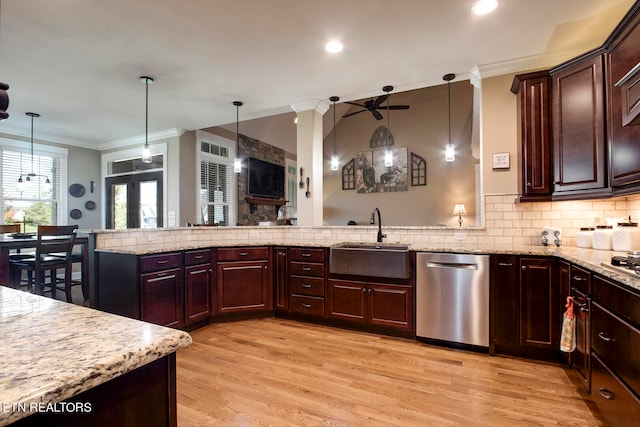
329, 242, 411, 279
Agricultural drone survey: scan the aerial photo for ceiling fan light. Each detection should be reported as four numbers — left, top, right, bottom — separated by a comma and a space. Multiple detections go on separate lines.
472, 0, 498, 15
325, 40, 343, 53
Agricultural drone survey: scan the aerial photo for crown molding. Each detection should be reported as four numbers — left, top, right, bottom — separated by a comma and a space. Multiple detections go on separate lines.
98, 128, 185, 151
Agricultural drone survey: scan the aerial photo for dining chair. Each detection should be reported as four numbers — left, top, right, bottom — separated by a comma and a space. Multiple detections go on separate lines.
0, 223, 34, 263
9, 225, 78, 302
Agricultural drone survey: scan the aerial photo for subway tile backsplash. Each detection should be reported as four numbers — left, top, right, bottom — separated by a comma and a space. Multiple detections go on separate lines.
94, 194, 640, 252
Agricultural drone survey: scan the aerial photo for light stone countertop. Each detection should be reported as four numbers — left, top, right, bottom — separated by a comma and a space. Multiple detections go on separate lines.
0, 287, 192, 426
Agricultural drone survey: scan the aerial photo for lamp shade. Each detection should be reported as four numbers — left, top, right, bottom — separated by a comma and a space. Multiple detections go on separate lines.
452, 203, 467, 216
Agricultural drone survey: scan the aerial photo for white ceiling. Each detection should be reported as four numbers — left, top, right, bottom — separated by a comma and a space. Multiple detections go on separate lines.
0, 0, 634, 151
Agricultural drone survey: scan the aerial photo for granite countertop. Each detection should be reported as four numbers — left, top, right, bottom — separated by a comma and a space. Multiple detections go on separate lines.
0, 287, 192, 426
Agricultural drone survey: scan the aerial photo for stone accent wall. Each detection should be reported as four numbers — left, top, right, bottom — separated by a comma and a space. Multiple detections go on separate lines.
236, 134, 285, 225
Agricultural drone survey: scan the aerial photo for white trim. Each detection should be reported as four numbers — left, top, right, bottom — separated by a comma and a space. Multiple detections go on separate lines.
0, 137, 69, 157
99, 128, 185, 151
100, 142, 168, 228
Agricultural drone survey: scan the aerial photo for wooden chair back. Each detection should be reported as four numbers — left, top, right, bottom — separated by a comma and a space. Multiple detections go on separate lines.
36, 225, 78, 260
0, 224, 21, 234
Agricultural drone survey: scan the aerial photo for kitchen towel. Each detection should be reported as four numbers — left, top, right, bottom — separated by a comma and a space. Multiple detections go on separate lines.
560, 296, 576, 353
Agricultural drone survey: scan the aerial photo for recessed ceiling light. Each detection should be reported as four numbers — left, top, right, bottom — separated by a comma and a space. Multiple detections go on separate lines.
472, 0, 498, 15
325, 40, 343, 53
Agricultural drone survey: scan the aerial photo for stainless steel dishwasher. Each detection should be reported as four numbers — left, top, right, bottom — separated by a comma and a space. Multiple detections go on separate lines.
416, 252, 489, 348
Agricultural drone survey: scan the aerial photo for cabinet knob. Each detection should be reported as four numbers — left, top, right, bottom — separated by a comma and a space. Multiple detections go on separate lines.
526, 182, 532, 187
521, 266, 527, 270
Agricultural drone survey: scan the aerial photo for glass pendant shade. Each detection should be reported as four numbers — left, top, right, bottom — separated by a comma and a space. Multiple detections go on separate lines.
330, 154, 339, 171
141, 142, 152, 163
384, 150, 393, 167
445, 143, 455, 162
140, 76, 154, 164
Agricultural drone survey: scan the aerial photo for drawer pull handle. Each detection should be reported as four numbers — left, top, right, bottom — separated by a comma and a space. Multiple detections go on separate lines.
238, 252, 249, 256
597, 332, 612, 342
498, 262, 513, 267
302, 303, 312, 308
598, 388, 615, 400
302, 283, 312, 288
157, 260, 168, 264
194, 255, 204, 259
301, 253, 311, 257
572, 276, 583, 281
302, 267, 312, 271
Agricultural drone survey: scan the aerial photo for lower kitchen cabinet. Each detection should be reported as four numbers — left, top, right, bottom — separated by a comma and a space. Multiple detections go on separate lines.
139, 253, 184, 328
273, 247, 288, 312
287, 247, 326, 318
327, 279, 413, 332
184, 249, 213, 324
491, 255, 560, 361
216, 247, 271, 314
569, 265, 591, 391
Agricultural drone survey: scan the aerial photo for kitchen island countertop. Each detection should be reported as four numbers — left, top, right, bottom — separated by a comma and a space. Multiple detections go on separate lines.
0, 287, 192, 426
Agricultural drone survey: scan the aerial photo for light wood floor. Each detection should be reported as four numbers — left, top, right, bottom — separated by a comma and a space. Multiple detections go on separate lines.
176, 318, 604, 427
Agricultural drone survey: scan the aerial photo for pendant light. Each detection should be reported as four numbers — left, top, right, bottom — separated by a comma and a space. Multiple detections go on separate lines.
17, 112, 50, 192
329, 96, 339, 171
233, 101, 243, 173
140, 76, 154, 164
0, 82, 9, 121
444, 73, 456, 162
383, 85, 394, 167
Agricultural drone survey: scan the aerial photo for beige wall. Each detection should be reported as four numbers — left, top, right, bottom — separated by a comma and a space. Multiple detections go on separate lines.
322, 82, 478, 227
178, 131, 197, 226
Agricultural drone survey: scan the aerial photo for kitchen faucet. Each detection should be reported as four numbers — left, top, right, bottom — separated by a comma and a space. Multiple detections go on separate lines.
370, 207, 386, 243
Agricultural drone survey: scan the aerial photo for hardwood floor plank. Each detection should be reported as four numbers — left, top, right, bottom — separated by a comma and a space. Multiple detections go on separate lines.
176, 318, 604, 426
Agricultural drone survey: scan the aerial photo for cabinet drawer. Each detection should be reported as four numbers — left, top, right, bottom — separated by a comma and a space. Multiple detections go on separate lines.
217, 247, 268, 262
184, 249, 212, 266
289, 295, 324, 316
140, 253, 182, 273
591, 302, 640, 395
289, 276, 325, 297
289, 261, 324, 277
591, 353, 640, 427
288, 247, 324, 263
592, 275, 640, 328
570, 265, 591, 294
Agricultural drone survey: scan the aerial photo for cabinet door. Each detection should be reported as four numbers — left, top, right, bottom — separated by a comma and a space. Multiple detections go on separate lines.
571, 287, 591, 390
519, 258, 558, 350
368, 283, 413, 331
551, 54, 607, 194
273, 248, 288, 311
514, 72, 552, 198
217, 260, 270, 313
327, 279, 366, 324
491, 255, 519, 349
608, 16, 640, 188
140, 268, 184, 328
184, 264, 211, 324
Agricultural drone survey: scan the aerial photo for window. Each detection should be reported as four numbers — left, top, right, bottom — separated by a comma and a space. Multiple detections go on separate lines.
198, 131, 236, 226
0, 140, 67, 231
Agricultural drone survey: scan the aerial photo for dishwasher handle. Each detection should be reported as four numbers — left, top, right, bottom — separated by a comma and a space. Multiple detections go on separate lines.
425, 261, 478, 270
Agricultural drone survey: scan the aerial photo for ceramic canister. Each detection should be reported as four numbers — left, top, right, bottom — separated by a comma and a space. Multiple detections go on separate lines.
613, 222, 640, 252
592, 225, 614, 250
576, 227, 594, 248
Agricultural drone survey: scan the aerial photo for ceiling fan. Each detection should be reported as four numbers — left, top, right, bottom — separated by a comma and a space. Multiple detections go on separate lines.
342, 85, 410, 121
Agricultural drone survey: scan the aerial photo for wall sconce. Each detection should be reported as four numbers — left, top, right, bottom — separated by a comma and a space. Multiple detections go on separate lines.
444, 73, 456, 162
452, 203, 467, 227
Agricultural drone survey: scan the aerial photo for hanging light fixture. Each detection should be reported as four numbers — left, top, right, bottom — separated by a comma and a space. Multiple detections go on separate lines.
17, 112, 51, 192
383, 85, 394, 167
0, 82, 9, 121
329, 96, 340, 171
444, 73, 456, 162
233, 101, 243, 173
140, 76, 154, 164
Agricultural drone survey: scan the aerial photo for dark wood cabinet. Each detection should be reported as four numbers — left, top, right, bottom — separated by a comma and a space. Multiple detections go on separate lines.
139, 252, 184, 328
491, 255, 519, 352
216, 247, 271, 314
512, 71, 552, 200
184, 249, 212, 324
607, 4, 640, 188
590, 274, 640, 426
551, 52, 607, 196
520, 257, 559, 352
569, 265, 591, 391
287, 247, 326, 317
327, 279, 413, 332
273, 247, 288, 312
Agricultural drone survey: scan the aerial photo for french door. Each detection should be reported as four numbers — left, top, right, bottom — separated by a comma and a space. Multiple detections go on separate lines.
106, 172, 163, 229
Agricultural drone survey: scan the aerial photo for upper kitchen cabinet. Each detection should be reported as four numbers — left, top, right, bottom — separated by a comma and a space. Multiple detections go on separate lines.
606, 2, 640, 189
550, 51, 608, 197
511, 71, 552, 201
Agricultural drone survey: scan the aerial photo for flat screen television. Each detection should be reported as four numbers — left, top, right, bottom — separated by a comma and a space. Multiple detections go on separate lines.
247, 157, 285, 199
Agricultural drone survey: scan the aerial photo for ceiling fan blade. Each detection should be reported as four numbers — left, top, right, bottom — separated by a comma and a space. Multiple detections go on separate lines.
372, 95, 388, 108
387, 105, 410, 110
345, 101, 366, 108
342, 109, 367, 118
372, 110, 384, 120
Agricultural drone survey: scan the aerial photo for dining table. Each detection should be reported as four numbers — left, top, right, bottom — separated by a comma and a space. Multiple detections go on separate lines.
0, 233, 90, 300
